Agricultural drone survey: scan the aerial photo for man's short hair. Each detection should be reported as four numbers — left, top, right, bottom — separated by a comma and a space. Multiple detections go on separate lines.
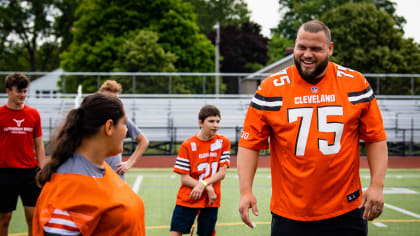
5, 73, 29, 90
98, 80, 122, 93
198, 105, 221, 122
299, 20, 331, 43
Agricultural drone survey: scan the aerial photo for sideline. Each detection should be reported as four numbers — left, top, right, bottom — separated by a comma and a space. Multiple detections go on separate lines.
132, 175, 143, 193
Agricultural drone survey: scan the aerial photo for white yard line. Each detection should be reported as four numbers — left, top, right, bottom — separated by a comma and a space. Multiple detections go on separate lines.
132, 175, 143, 193
372, 222, 387, 228
384, 203, 420, 218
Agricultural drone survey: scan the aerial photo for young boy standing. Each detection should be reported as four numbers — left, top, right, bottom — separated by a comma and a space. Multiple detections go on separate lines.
170, 105, 230, 236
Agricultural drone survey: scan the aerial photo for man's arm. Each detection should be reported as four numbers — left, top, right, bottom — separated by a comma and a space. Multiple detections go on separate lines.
34, 136, 46, 169
116, 133, 149, 174
237, 146, 259, 228
358, 140, 388, 221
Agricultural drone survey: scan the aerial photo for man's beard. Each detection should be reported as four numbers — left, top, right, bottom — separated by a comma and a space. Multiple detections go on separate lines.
294, 56, 329, 84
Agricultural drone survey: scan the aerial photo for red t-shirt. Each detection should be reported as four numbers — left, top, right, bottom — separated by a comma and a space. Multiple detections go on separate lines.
239, 62, 387, 221
0, 105, 42, 168
174, 134, 230, 208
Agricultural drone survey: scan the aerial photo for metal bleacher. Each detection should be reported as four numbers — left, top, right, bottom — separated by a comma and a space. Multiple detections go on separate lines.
1, 94, 419, 155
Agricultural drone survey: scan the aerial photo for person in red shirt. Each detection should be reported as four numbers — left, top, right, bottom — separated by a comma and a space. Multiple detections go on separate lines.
170, 105, 230, 236
238, 20, 388, 235
33, 93, 145, 235
0, 73, 46, 236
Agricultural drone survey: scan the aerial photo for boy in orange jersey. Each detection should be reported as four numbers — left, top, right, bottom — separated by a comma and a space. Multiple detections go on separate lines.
170, 105, 230, 236
238, 20, 388, 235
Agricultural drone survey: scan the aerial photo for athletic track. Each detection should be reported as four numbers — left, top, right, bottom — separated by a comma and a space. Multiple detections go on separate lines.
127, 156, 420, 168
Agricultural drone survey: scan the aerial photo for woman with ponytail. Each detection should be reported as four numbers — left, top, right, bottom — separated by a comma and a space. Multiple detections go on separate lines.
33, 93, 145, 236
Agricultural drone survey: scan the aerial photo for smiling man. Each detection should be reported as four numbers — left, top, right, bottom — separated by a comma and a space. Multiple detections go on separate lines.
0, 73, 46, 236
237, 20, 388, 235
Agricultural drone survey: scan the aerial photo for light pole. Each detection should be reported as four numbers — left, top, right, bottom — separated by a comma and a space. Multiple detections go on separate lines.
214, 21, 220, 95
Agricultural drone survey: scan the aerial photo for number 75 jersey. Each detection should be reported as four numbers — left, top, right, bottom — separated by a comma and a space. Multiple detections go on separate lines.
239, 62, 387, 221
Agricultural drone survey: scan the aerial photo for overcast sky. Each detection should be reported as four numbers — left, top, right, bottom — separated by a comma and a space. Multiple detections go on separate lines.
245, 0, 420, 43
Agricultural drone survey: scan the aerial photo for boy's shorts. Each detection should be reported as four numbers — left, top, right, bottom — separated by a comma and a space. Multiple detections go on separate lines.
170, 205, 218, 236
271, 208, 367, 236
0, 168, 42, 213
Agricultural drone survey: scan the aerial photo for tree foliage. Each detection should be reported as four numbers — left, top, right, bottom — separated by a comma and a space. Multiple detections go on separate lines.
321, 2, 420, 94
187, 0, 251, 35
208, 22, 269, 93
60, 0, 215, 93
274, 0, 405, 40
0, 0, 79, 72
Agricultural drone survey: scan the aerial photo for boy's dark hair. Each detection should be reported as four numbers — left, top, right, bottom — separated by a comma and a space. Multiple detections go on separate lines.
198, 105, 221, 122
5, 73, 29, 90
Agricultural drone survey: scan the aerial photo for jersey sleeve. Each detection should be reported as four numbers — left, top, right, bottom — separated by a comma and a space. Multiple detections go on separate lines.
239, 82, 273, 150
173, 142, 190, 174
348, 74, 387, 142
219, 136, 231, 168
126, 119, 141, 139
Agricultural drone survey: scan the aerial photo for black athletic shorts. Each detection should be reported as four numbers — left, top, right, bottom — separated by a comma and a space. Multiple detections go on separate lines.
170, 205, 218, 236
271, 208, 367, 236
0, 167, 42, 213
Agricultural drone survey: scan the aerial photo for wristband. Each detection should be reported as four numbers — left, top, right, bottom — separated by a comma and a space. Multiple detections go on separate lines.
200, 180, 208, 187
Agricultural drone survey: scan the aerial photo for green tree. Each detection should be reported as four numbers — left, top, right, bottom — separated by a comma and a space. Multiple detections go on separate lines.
0, 0, 81, 72
62, 0, 214, 72
60, 0, 215, 93
267, 32, 294, 64
274, 0, 405, 40
208, 22, 269, 93
321, 2, 420, 94
0, 0, 54, 71
114, 30, 180, 93
187, 0, 251, 34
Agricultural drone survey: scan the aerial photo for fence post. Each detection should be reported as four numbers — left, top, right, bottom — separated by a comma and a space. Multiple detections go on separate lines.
376, 77, 380, 95
97, 75, 101, 90
411, 77, 414, 95
203, 76, 206, 94
132, 75, 136, 94
169, 75, 172, 94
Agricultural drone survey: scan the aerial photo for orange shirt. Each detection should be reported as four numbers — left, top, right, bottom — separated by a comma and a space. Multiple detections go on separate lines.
174, 134, 230, 208
33, 164, 145, 235
239, 62, 386, 221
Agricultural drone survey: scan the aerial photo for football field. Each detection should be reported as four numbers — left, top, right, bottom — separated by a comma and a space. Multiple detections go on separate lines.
9, 168, 420, 236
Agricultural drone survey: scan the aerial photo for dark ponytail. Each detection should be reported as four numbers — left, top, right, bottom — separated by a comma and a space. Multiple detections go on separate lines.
37, 93, 124, 186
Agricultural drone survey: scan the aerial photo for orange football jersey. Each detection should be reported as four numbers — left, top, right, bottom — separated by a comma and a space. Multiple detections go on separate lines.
239, 62, 386, 221
174, 134, 230, 208
33, 164, 145, 235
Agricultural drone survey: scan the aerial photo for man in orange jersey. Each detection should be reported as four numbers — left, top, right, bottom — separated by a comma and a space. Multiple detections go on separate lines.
170, 105, 230, 236
237, 20, 388, 235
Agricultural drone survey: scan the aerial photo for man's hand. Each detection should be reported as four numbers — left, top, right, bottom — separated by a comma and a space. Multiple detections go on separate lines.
238, 192, 259, 228
358, 184, 384, 221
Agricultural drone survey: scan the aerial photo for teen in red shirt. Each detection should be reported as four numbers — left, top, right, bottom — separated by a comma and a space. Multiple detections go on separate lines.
0, 73, 46, 236
170, 105, 231, 236
238, 20, 388, 235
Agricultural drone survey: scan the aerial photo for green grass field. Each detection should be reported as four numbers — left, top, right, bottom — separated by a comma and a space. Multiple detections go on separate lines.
9, 168, 420, 236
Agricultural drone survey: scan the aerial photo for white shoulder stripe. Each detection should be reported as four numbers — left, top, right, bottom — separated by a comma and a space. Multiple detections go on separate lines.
175, 165, 190, 171
53, 209, 70, 216
251, 96, 283, 107
348, 89, 373, 102
176, 157, 190, 163
44, 226, 81, 235
48, 218, 77, 228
